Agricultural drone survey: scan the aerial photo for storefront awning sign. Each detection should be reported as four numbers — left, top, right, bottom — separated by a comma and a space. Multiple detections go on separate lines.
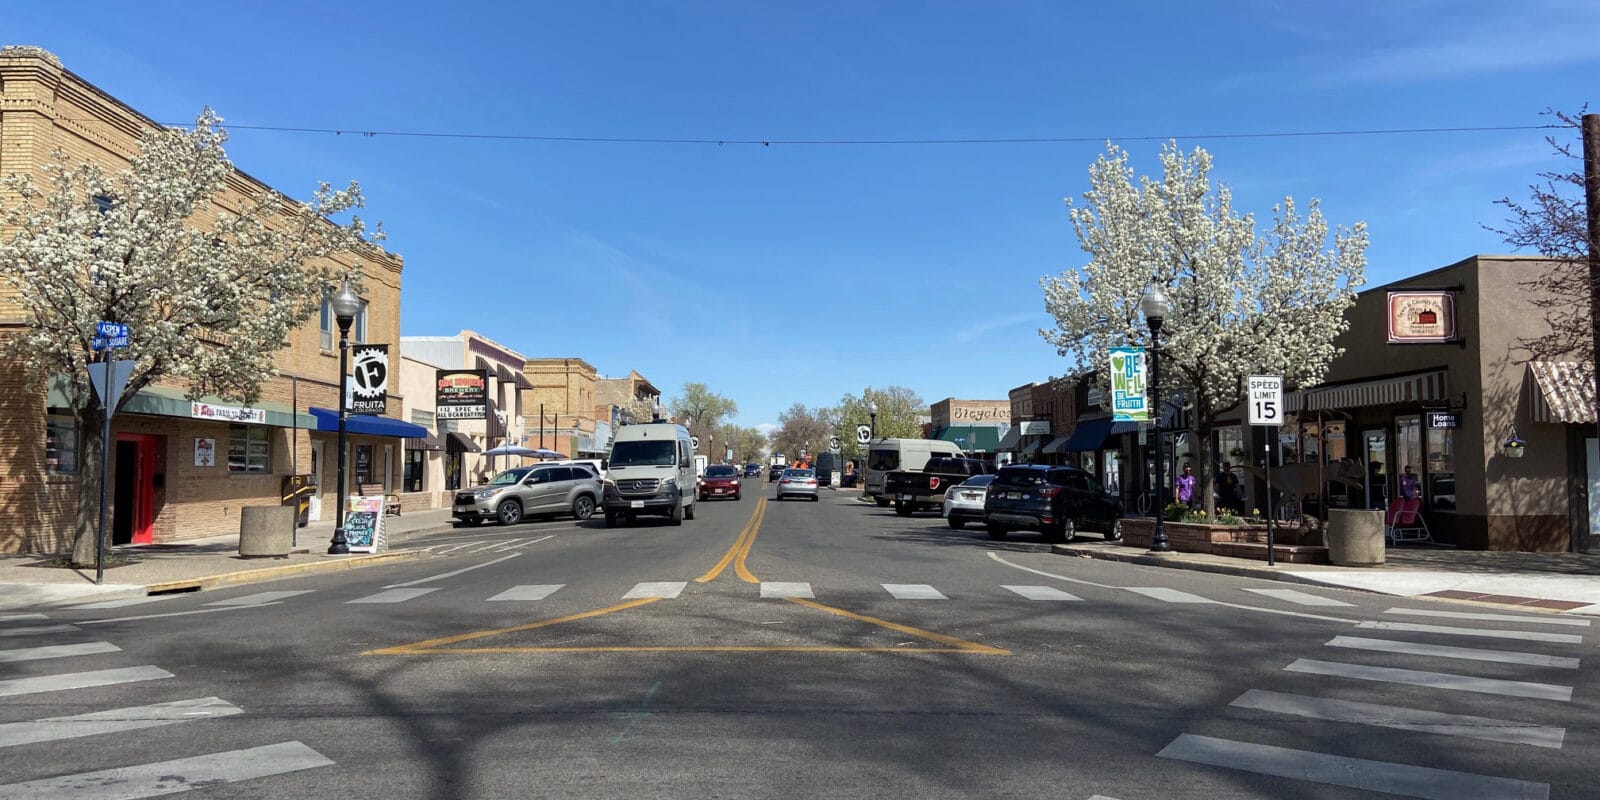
192, 401, 266, 425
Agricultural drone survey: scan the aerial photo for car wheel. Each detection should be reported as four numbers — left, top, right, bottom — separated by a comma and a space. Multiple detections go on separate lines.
604, 511, 618, 528
875, 498, 891, 507
948, 518, 965, 529
571, 495, 596, 521
669, 499, 684, 526
987, 526, 1008, 541
685, 503, 696, 520
1105, 519, 1122, 541
496, 500, 523, 527
894, 501, 913, 516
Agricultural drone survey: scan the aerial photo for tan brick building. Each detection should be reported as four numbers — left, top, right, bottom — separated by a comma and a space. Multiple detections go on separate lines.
523, 358, 605, 458
0, 46, 417, 553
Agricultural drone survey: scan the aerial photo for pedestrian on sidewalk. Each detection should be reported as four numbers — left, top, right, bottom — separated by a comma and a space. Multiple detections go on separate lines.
1215, 461, 1242, 514
1174, 463, 1197, 509
1399, 465, 1420, 500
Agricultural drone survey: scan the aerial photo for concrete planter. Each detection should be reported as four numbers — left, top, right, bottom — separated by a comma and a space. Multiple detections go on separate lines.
239, 506, 294, 558
1325, 508, 1385, 566
1119, 519, 1263, 553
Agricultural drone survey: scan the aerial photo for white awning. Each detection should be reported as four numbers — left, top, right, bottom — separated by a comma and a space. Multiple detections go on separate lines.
1528, 361, 1596, 424
1292, 370, 1449, 412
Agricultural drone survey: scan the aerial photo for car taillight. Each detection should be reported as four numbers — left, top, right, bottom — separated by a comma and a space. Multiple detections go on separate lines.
929, 477, 941, 491
1038, 486, 1062, 498
781, 479, 790, 484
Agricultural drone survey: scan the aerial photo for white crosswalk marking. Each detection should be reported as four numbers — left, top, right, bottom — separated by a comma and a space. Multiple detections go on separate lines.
882, 584, 947, 600
67, 596, 175, 610
0, 624, 79, 638
430, 541, 489, 554
0, 697, 243, 749
1386, 607, 1591, 627
1357, 621, 1582, 644
622, 582, 687, 599
469, 539, 520, 553
486, 585, 565, 602
1230, 689, 1565, 748
1241, 588, 1353, 606
1285, 658, 1572, 701
0, 666, 173, 698
0, 740, 333, 799
760, 582, 814, 599
203, 591, 314, 607
1003, 585, 1084, 601
1124, 587, 1213, 604
1158, 733, 1549, 799
0, 614, 48, 622
348, 588, 439, 604
1327, 636, 1580, 669
0, 642, 120, 664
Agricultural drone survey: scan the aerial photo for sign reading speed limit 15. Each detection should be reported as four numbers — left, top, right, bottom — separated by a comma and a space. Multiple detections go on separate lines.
1247, 375, 1284, 426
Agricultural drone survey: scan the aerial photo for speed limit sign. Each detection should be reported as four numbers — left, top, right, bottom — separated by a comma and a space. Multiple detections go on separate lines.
1247, 376, 1283, 426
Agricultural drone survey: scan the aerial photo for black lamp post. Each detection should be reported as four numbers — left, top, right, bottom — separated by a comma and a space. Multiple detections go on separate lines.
867, 399, 878, 441
1142, 279, 1175, 554
328, 278, 361, 555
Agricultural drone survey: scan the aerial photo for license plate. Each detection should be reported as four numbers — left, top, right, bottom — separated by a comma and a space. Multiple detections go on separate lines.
630, 500, 645, 509
963, 493, 979, 500
713, 488, 725, 494
898, 494, 912, 501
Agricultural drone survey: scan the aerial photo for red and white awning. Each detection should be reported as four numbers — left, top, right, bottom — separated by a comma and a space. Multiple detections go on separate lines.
1288, 370, 1449, 412
1528, 361, 1596, 425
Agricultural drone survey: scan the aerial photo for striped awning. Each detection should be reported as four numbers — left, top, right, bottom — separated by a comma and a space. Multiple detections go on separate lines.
1528, 361, 1596, 424
1293, 370, 1449, 412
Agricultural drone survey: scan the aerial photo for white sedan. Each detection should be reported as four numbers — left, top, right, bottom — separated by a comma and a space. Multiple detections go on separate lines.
942, 474, 996, 529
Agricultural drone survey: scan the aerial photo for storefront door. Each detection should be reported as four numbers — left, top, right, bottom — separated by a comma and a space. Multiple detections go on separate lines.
309, 440, 325, 521
1363, 430, 1388, 509
111, 433, 158, 545
1587, 439, 1600, 540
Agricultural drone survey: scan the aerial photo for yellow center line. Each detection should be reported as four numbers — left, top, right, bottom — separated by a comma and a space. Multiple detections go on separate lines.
733, 497, 767, 584
784, 597, 1011, 655
385, 646, 992, 654
695, 497, 765, 583
364, 597, 662, 655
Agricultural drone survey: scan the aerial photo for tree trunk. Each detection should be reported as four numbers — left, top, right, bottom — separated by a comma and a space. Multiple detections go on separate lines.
70, 404, 104, 567
1194, 421, 1215, 517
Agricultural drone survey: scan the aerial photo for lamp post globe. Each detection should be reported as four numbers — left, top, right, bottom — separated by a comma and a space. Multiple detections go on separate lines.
328, 277, 361, 556
1142, 279, 1174, 554
866, 399, 878, 441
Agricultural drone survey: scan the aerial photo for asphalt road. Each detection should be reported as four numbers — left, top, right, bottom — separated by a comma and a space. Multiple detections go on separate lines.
2, 478, 1595, 799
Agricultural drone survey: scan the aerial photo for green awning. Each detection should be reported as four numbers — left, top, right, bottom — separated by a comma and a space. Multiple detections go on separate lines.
932, 424, 1001, 452
47, 375, 316, 429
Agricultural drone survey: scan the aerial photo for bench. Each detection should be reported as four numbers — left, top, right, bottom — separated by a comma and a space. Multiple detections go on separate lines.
357, 484, 402, 516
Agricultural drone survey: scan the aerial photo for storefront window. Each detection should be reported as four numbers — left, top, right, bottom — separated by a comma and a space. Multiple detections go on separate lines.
445, 452, 462, 491
1300, 421, 1321, 463
1427, 426, 1456, 511
1102, 450, 1122, 497
1216, 426, 1245, 467
46, 416, 79, 474
227, 425, 270, 473
405, 450, 425, 492
355, 444, 374, 485
1395, 415, 1422, 493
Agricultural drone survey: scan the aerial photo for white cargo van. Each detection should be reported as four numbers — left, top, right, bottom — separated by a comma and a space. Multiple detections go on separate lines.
863, 438, 965, 507
603, 423, 697, 526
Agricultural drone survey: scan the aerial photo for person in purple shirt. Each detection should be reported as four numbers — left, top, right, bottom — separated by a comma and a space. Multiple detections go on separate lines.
1174, 463, 1197, 508
1399, 465, 1421, 501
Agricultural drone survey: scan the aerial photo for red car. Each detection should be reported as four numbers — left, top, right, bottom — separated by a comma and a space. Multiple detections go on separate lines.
698, 464, 742, 501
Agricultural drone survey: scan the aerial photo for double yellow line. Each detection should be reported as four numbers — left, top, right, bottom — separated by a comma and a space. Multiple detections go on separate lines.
696, 497, 767, 584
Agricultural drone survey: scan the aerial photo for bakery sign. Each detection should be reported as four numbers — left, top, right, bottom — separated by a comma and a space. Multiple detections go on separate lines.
1387, 291, 1458, 344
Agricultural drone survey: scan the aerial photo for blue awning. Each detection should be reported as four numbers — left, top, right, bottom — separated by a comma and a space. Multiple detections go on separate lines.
1060, 417, 1114, 453
1108, 420, 1143, 436
308, 407, 430, 438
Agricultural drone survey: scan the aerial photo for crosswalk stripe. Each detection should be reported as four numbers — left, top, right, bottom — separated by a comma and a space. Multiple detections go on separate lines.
622, 582, 687, 600
1125, 587, 1214, 604
203, 591, 314, 607
0, 697, 243, 749
0, 642, 120, 664
469, 539, 520, 552
0, 625, 79, 638
67, 596, 175, 610
1386, 607, 1590, 627
0, 614, 48, 622
1357, 621, 1582, 644
486, 585, 565, 602
348, 588, 439, 604
882, 584, 947, 600
431, 541, 489, 554
0, 740, 333, 799
760, 582, 814, 599
1003, 585, 1084, 601
1242, 588, 1353, 607
1157, 733, 1549, 799
1327, 636, 1580, 669
1285, 658, 1572, 701
0, 666, 173, 698
1230, 689, 1565, 749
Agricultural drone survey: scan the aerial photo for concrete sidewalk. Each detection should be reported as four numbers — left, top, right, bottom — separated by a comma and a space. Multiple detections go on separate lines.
1053, 539, 1600, 616
0, 508, 458, 610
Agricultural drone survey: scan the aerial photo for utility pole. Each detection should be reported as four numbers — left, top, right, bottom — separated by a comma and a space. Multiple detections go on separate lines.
1584, 113, 1599, 554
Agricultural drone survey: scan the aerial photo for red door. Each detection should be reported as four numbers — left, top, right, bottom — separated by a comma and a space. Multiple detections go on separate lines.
113, 433, 158, 545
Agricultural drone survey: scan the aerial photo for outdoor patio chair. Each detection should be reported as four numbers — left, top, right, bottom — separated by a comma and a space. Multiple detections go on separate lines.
1385, 497, 1431, 544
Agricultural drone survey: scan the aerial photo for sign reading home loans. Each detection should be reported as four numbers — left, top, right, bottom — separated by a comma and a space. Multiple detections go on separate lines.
1109, 346, 1148, 422
435, 369, 487, 419
1247, 376, 1284, 426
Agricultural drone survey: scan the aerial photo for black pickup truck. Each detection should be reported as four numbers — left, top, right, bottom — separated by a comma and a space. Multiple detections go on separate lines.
884, 457, 995, 516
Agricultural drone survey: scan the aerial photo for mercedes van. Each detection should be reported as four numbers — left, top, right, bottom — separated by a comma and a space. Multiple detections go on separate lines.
602, 423, 697, 527
863, 438, 965, 506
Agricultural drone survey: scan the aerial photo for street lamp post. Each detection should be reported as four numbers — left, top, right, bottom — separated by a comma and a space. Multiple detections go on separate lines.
867, 399, 878, 441
328, 278, 362, 555
1142, 279, 1175, 554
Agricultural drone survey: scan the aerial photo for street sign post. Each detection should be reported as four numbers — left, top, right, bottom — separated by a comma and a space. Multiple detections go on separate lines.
691, 436, 700, 452
87, 357, 135, 586
1247, 375, 1284, 566
856, 424, 871, 445
91, 321, 131, 352
829, 435, 841, 452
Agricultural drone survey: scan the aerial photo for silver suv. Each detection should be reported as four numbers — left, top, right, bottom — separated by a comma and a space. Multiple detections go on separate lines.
452, 463, 602, 527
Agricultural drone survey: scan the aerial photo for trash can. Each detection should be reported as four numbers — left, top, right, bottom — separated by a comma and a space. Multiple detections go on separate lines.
1325, 508, 1385, 566
239, 506, 294, 558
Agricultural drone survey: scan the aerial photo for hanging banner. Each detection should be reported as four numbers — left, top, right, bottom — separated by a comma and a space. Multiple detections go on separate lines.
435, 369, 488, 419
349, 344, 389, 415
1109, 346, 1149, 422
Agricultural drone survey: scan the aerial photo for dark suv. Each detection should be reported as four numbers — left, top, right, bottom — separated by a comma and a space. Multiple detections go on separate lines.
982, 464, 1121, 543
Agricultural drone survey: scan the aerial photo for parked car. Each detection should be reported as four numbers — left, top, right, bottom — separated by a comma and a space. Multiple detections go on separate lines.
699, 464, 743, 501
775, 468, 819, 501
768, 464, 786, 482
453, 463, 603, 526
884, 457, 995, 516
743, 463, 762, 478
982, 464, 1121, 543
942, 474, 997, 529
863, 438, 964, 506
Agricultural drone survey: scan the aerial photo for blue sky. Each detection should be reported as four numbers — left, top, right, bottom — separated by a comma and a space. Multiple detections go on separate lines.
8, 1, 1596, 432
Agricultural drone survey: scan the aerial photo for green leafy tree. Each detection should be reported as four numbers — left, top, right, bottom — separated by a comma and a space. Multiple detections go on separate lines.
769, 403, 832, 464
669, 382, 737, 451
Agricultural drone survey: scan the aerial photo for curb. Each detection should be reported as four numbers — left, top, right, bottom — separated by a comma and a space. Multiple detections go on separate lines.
143, 549, 425, 594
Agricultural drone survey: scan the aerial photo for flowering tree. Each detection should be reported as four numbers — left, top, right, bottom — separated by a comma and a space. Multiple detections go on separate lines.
1040, 141, 1367, 513
0, 109, 382, 565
